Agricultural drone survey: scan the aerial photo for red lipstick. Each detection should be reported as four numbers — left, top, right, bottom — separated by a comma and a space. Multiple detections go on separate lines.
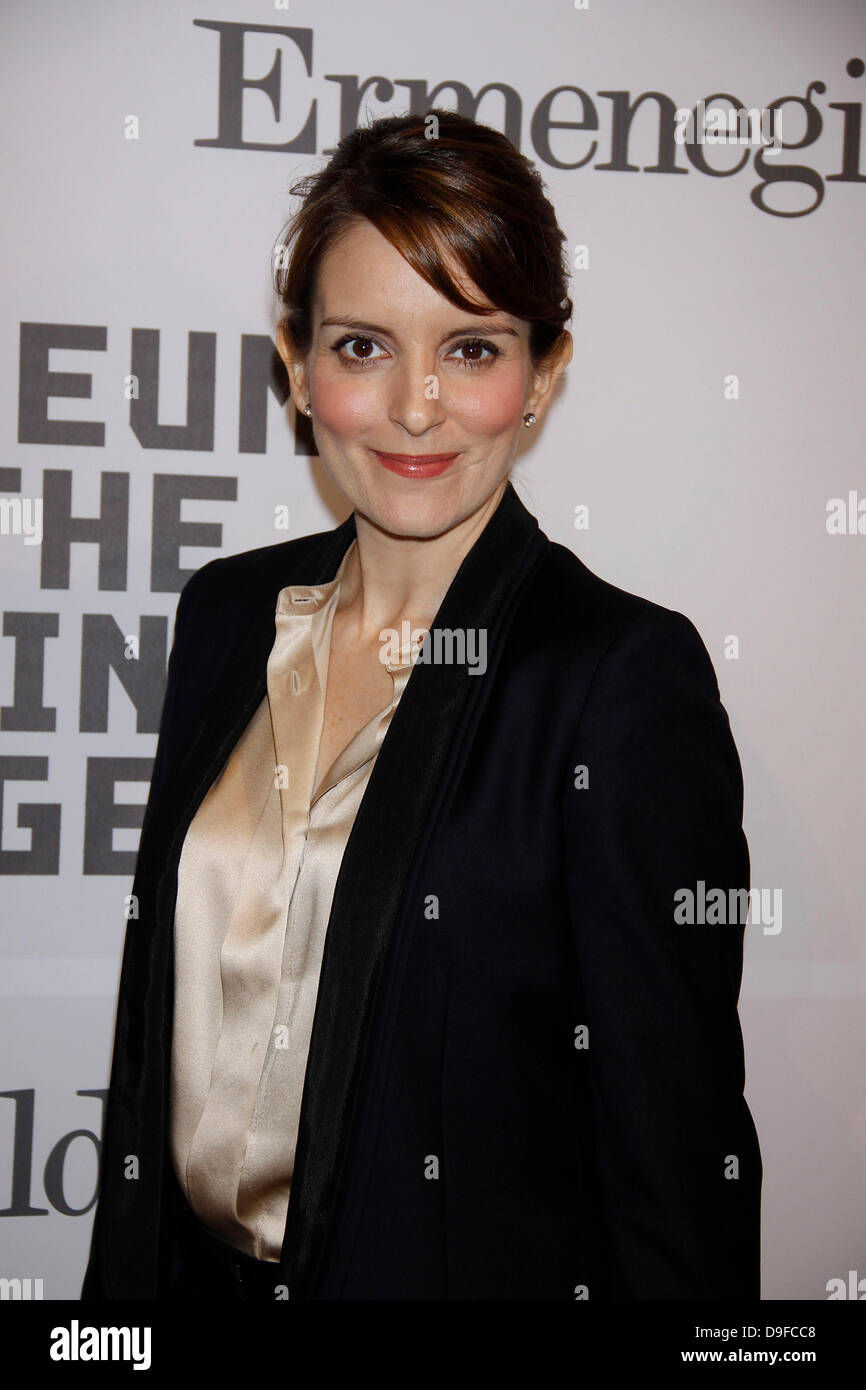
370, 448, 460, 478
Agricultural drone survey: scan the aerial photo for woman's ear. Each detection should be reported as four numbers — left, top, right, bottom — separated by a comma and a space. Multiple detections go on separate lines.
525, 330, 573, 423
277, 321, 310, 417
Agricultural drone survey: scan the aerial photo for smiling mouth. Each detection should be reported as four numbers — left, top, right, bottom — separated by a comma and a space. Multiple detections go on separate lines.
371, 451, 460, 463
369, 448, 461, 478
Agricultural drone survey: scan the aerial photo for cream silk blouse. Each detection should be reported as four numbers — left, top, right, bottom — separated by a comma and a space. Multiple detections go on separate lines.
170, 538, 421, 1261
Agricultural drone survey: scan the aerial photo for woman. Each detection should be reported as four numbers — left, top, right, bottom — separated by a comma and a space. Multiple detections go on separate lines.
81, 109, 761, 1301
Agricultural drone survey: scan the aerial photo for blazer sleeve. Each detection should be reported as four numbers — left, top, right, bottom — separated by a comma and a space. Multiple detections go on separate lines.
560, 606, 762, 1300
79, 570, 200, 1300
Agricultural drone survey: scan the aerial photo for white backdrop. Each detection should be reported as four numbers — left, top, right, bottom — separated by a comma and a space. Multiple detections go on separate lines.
1, 0, 864, 1300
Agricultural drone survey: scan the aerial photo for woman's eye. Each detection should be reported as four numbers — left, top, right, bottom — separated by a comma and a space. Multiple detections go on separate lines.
448, 339, 500, 369
332, 336, 387, 367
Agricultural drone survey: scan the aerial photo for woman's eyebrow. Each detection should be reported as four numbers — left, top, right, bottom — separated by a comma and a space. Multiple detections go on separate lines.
319, 316, 519, 342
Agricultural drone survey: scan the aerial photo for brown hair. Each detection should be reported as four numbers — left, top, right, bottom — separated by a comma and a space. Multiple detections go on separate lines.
273, 108, 572, 367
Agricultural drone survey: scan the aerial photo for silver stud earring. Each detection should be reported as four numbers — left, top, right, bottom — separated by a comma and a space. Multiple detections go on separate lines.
523, 412, 536, 428
304, 404, 312, 418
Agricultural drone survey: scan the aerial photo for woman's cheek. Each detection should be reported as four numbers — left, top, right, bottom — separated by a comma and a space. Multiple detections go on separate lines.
311, 370, 382, 435
452, 369, 527, 434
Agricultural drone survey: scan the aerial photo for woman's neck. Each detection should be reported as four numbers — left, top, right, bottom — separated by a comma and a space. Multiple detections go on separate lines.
335, 477, 508, 641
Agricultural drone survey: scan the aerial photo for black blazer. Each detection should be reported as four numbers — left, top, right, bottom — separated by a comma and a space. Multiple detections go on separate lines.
81, 479, 762, 1301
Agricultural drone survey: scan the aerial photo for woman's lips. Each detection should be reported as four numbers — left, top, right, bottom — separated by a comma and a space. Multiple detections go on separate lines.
370, 448, 460, 478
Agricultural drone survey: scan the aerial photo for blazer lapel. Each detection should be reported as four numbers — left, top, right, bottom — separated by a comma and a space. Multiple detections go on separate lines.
279, 480, 549, 1298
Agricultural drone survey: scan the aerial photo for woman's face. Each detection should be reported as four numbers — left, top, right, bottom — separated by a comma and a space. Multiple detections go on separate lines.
279, 218, 570, 539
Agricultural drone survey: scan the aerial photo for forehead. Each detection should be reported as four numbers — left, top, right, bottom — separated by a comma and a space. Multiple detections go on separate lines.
313, 217, 517, 329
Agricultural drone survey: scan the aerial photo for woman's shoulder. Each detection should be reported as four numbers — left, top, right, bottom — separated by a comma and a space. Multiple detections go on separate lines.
515, 535, 726, 715
531, 537, 705, 654
176, 524, 345, 620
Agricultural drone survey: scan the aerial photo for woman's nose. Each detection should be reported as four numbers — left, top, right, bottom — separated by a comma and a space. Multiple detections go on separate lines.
387, 357, 447, 435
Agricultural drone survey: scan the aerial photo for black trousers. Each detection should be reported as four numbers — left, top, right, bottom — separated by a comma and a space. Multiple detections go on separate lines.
167, 1193, 287, 1301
